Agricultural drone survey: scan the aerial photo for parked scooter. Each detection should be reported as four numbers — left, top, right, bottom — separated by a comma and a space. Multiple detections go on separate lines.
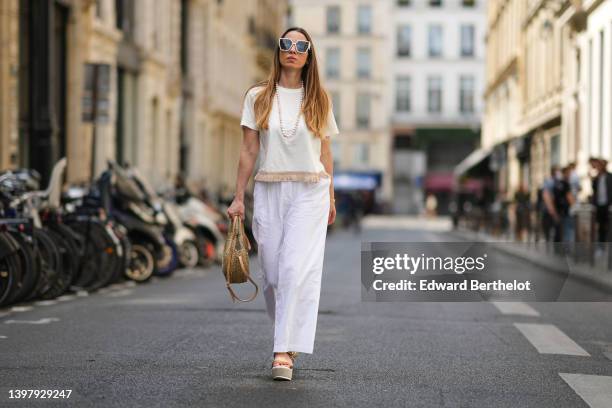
173, 189, 227, 267
106, 161, 175, 278
127, 166, 200, 270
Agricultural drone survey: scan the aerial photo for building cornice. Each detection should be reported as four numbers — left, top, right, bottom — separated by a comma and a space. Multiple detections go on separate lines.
523, 0, 569, 28
484, 57, 518, 99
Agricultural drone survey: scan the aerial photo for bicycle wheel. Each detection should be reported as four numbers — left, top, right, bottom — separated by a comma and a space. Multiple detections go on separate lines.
66, 219, 111, 290
40, 227, 78, 299
0, 232, 19, 307
30, 228, 61, 300
5, 229, 39, 304
51, 223, 84, 289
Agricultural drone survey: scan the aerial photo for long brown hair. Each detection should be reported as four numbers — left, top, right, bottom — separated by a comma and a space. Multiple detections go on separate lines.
244, 27, 331, 140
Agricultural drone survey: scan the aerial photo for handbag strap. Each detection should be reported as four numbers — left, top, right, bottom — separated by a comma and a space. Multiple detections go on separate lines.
236, 215, 251, 251
225, 252, 259, 302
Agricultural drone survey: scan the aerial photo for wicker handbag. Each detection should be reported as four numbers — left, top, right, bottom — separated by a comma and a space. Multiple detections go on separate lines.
221, 214, 259, 302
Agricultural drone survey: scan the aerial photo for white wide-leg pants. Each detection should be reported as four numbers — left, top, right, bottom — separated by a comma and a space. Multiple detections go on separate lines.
251, 176, 331, 354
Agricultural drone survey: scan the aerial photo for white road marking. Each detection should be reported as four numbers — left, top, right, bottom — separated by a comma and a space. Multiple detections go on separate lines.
514, 323, 590, 356
105, 289, 133, 297
121, 297, 200, 305
11, 306, 33, 312
492, 301, 540, 316
560, 373, 612, 408
0, 335, 7, 339
56, 295, 75, 301
4, 317, 60, 325
361, 215, 452, 231
34, 300, 57, 306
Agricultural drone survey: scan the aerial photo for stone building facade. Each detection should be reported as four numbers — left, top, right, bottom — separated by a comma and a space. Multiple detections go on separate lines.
478, 0, 611, 202
289, 0, 394, 205
0, 0, 288, 199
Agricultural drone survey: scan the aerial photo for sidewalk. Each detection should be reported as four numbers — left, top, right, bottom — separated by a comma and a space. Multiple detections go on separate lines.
451, 227, 612, 293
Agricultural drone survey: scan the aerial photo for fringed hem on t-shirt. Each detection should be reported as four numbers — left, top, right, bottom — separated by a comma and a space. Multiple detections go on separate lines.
254, 170, 331, 183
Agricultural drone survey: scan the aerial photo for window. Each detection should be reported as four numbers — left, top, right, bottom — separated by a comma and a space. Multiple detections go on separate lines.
353, 143, 369, 166
96, 0, 104, 19
356, 93, 370, 128
460, 25, 475, 57
326, 48, 340, 78
248, 16, 256, 35
153, 6, 161, 50
115, 0, 134, 34
115, 0, 123, 29
459, 75, 475, 114
397, 0, 411, 6
550, 134, 560, 167
180, 0, 189, 74
427, 76, 442, 113
428, 25, 443, 57
599, 29, 604, 151
396, 76, 411, 112
462, 0, 475, 6
429, 0, 442, 6
356, 47, 371, 79
331, 92, 341, 126
397, 25, 412, 57
357, 5, 372, 34
327, 6, 340, 34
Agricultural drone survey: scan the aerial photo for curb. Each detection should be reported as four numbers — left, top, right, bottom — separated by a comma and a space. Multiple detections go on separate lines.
450, 228, 612, 294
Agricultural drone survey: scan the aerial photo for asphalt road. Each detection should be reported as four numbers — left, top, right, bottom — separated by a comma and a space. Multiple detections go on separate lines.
1, 216, 612, 407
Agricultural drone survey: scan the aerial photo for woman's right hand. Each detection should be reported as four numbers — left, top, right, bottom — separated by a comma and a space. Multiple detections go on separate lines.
227, 198, 245, 221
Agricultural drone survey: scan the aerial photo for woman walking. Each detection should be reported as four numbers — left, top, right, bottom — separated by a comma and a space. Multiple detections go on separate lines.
226, 27, 339, 381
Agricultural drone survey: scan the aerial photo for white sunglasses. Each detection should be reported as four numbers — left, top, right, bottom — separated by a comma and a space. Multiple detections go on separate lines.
278, 37, 311, 53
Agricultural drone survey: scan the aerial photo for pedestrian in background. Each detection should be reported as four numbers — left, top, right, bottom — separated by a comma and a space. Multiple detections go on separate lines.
590, 158, 612, 252
514, 183, 531, 242
227, 26, 339, 381
568, 161, 581, 198
541, 166, 562, 242
560, 166, 575, 243
425, 193, 438, 218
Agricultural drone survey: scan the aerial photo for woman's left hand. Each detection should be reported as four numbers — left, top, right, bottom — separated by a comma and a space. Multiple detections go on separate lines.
328, 201, 336, 225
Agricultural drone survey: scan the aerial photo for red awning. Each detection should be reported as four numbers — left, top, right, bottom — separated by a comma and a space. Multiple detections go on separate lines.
424, 172, 454, 192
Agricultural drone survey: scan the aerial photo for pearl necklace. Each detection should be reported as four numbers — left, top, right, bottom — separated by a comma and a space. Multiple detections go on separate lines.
275, 81, 304, 139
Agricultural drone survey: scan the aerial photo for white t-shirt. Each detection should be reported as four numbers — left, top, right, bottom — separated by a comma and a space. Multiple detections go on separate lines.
240, 84, 339, 183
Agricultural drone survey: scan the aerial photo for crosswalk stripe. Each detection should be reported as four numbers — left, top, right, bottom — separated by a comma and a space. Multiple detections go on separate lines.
560, 373, 612, 408
492, 301, 540, 316
514, 323, 590, 356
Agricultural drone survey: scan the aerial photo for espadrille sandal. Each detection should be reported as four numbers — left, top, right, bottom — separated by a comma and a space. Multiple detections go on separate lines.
271, 352, 299, 381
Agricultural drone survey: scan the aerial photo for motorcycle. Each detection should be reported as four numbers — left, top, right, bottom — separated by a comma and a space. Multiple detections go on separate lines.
127, 166, 199, 270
